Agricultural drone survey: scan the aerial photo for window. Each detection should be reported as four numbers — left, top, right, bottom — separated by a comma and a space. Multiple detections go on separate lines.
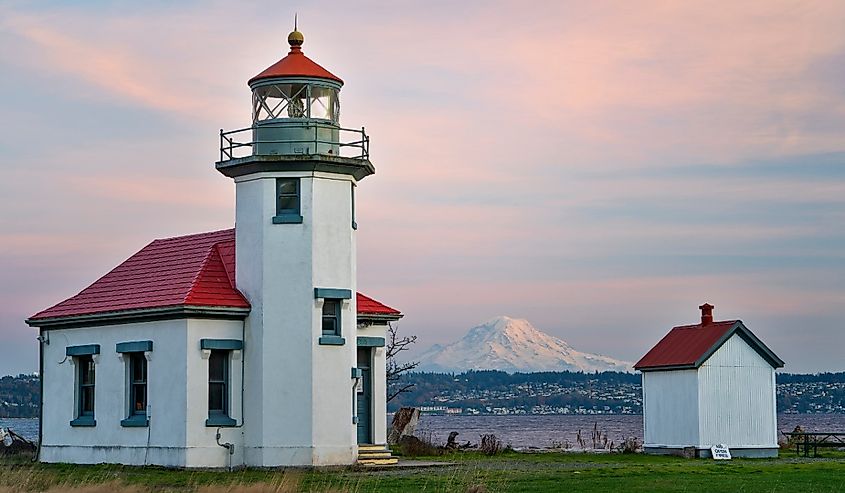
322, 299, 340, 337
129, 353, 147, 416
314, 288, 350, 345
78, 356, 95, 418
208, 350, 228, 417
116, 340, 152, 427
201, 339, 241, 427
277, 178, 299, 215
273, 178, 303, 224
66, 344, 99, 427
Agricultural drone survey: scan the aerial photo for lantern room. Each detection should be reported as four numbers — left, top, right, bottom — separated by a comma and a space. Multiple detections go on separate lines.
217, 27, 372, 176
247, 29, 343, 156
248, 29, 343, 124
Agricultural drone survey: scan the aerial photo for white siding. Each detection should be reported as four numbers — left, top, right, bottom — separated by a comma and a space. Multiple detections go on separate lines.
40, 320, 189, 466
40, 318, 246, 467
235, 171, 358, 466
642, 369, 699, 447
184, 318, 245, 468
697, 334, 777, 448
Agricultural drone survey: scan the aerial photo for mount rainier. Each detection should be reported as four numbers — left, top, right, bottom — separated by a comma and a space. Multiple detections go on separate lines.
416, 316, 632, 373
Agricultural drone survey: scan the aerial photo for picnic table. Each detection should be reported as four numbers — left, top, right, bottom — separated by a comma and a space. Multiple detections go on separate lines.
781, 431, 845, 457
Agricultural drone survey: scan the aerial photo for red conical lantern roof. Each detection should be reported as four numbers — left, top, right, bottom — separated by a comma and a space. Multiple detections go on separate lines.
248, 30, 343, 86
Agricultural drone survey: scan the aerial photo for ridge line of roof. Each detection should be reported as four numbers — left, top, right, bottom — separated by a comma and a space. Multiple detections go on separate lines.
152, 228, 234, 243
215, 242, 236, 288
671, 319, 738, 330
182, 242, 220, 304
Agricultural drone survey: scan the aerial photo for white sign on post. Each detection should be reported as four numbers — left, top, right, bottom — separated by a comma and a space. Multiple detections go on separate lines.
711, 444, 731, 460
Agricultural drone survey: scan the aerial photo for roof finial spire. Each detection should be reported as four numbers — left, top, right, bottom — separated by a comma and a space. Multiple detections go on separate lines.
288, 14, 304, 50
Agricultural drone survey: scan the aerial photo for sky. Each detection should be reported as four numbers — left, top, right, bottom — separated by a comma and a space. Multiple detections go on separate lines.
1, 0, 844, 375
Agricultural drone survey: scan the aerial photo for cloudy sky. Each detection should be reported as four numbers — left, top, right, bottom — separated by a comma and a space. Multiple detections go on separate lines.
1, 1, 844, 375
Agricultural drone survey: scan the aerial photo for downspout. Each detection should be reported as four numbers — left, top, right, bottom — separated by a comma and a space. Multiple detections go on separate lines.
34, 328, 44, 462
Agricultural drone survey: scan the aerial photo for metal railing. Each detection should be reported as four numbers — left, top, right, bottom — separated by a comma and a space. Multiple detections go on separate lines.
219, 122, 370, 162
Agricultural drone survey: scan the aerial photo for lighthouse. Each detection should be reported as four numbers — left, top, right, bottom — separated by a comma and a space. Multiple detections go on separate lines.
216, 28, 375, 466
27, 25, 402, 469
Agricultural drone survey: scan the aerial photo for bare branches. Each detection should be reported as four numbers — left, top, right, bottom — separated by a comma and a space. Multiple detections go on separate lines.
386, 322, 419, 403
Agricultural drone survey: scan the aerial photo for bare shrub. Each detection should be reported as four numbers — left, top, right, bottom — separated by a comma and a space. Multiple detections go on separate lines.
590, 422, 609, 450
394, 433, 442, 457
479, 434, 502, 456
616, 436, 641, 454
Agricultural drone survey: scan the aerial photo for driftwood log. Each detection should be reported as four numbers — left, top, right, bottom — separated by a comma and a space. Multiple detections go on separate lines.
388, 407, 420, 445
0, 428, 36, 455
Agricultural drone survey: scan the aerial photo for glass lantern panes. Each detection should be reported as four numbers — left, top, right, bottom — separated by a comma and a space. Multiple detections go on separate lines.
252, 83, 339, 124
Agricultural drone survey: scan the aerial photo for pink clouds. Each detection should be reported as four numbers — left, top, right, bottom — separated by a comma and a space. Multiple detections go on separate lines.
1, 1, 844, 373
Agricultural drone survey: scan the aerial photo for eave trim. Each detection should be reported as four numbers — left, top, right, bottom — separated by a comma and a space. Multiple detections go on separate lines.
26, 305, 251, 330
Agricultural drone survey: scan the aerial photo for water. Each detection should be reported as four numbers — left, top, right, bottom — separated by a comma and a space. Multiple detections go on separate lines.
0, 418, 38, 442
3, 415, 844, 449
416, 414, 845, 449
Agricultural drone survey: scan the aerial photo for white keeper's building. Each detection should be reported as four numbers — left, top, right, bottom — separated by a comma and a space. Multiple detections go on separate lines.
635, 304, 784, 458
26, 28, 403, 468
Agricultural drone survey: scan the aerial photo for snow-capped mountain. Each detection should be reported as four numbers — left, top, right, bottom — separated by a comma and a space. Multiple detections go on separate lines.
416, 316, 632, 373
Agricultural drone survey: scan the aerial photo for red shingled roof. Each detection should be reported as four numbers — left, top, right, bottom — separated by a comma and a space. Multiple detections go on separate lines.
248, 44, 343, 86
357, 292, 401, 316
29, 230, 249, 320
634, 319, 784, 371
28, 229, 401, 323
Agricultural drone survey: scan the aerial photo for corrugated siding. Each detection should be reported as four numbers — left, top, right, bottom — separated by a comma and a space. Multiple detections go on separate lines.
643, 369, 699, 447
697, 334, 777, 448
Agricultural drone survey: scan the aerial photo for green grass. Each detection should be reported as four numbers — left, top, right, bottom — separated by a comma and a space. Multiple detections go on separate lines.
2, 451, 845, 492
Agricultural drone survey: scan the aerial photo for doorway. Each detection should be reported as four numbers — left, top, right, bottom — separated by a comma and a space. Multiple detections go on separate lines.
356, 347, 372, 444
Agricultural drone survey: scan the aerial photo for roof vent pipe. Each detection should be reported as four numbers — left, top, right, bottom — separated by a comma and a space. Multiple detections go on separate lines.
699, 303, 714, 326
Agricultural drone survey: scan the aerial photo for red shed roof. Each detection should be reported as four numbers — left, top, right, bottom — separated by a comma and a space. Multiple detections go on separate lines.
248, 37, 342, 86
28, 229, 401, 324
634, 315, 784, 371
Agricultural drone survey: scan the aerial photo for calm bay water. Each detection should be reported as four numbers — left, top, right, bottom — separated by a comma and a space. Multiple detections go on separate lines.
0, 418, 38, 442
3, 415, 845, 448
416, 414, 845, 449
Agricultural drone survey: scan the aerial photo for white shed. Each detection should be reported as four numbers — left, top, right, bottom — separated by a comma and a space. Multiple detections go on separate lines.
634, 304, 784, 458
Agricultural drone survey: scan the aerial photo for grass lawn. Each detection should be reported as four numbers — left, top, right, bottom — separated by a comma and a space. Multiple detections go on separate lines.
1, 451, 844, 492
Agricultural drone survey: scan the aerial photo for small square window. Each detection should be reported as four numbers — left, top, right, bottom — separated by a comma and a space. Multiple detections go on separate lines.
322, 299, 340, 336
276, 178, 300, 215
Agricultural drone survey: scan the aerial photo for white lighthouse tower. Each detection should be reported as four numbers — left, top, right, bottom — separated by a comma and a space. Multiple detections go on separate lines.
216, 27, 374, 466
